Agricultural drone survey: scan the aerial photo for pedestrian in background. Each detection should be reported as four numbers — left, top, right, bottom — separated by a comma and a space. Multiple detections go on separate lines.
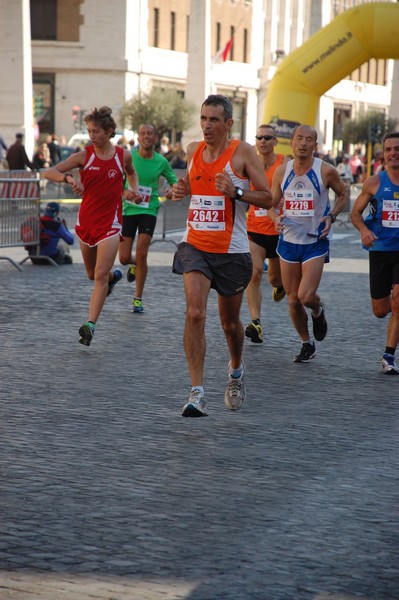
168, 142, 187, 169
32, 142, 51, 170
159, 136, 171, 156
0, 134, 8, 167
349, 149, 364, 184
6, 133, 34, 171
337, 155, 353, 183
46, 134, 62, 165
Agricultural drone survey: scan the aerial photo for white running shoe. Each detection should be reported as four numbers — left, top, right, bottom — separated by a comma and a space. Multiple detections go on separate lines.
224, 363, 245, 411
182, 389, 208, 417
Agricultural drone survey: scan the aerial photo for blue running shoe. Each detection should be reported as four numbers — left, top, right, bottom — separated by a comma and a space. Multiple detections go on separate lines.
132, 297, 144, 313
79, 321, 95, 346
381, 353, 399, 374
107, 269, 122, 297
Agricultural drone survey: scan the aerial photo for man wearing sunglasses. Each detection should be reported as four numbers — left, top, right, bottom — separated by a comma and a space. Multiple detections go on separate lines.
245, 124, 289, 344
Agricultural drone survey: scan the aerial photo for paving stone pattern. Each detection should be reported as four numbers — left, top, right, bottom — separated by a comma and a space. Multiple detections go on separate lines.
0, 226, 398, 600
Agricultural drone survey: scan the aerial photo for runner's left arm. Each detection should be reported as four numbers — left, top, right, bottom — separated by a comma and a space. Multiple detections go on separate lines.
162, 159, 179, 200
123, 149, 142, 204
270, 164, 285, 232
350, 175, 379, 248
172, 141, 196, 202
319, 163, 347, 237
215, 142, 272, 208
42, 151, 86, 195
324, 163, 347, 218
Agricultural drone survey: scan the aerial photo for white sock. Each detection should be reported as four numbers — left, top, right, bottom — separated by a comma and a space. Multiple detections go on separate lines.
192, 386, 204, 395
229, 364, 243, 378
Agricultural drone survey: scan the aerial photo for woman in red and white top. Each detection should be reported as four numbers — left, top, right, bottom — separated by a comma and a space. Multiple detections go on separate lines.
44, 106, 142, 346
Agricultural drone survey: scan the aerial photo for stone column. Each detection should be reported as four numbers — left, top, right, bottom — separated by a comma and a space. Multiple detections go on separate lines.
390, 61, 399, 123
0, 0, 34, 156
181, 0, 211, 149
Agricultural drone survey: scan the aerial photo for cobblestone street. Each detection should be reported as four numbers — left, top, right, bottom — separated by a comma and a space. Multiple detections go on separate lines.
0, 223, 397, 599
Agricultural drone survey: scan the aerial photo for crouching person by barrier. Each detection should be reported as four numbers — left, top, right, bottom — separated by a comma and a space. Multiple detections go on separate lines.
23, 201, 74, 265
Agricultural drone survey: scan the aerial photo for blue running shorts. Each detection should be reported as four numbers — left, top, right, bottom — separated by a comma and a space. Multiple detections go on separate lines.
277, 238, 330, 264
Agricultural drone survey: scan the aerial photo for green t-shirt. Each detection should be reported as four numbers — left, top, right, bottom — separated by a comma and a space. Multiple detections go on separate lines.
123, 149, 179, 217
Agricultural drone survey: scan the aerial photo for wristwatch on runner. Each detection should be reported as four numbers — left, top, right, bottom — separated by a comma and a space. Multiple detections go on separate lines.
234, 187, 244, 200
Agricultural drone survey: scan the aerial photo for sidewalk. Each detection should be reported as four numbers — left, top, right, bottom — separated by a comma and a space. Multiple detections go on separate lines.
0, 224, 397, 600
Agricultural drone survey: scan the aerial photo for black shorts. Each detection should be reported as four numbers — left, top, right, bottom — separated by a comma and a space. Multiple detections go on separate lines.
369, 250, 399, 299
122, 213, 157, 239
247, 231, 279, 258
172, 242, 253, 297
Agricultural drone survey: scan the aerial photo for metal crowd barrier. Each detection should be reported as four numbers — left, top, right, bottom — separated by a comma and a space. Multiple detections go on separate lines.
152, 196, 189, 248
151, 169, 188, 248
0, 169, 39, 199
0, 170, 58, 269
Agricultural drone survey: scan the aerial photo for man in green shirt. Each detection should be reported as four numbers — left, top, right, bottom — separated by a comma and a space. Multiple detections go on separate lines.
119, 124, 178, 312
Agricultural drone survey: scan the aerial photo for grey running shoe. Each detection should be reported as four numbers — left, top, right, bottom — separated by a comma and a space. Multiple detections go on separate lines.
79, 321, 95, 346
293, 342, 316, 363
182, 389, 208, 417
245, 321, 263, 343
312, 303, 327, 341
224, 364, 246, 411
381, 353, 399, 374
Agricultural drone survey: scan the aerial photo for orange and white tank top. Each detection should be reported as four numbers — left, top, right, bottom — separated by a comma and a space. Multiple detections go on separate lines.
246, 154, 284, 235
182, 140, 250, 253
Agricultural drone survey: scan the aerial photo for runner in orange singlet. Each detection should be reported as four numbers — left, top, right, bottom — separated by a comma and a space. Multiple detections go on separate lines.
245, 124, 289, 344
172, 95, 272, 418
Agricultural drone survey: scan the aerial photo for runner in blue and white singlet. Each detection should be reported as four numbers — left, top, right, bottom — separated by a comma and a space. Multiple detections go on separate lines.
271, 125, 346, 364
279, 156, 332, 244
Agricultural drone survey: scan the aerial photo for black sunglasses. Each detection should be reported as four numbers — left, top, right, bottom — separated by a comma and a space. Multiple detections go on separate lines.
255, 135, 275, 141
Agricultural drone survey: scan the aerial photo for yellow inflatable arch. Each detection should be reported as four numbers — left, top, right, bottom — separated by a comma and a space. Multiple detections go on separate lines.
263, 2, 399, 154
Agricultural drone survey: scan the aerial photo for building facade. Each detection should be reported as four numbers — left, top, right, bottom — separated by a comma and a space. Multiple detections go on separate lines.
0, 0, 397, 158
259, 0, 396, 154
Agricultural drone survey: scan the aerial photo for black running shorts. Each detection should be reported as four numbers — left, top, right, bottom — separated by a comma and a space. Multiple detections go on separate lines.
247, 231, 279, 258
369, 250, 399, 299
122, 213, 157, 239
172, 242, 253, 297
